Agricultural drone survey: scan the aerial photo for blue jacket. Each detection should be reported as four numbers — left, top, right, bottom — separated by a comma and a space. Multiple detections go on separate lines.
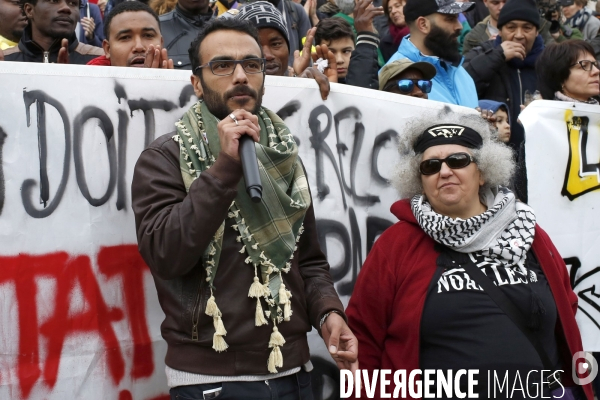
385, 36, 479, 108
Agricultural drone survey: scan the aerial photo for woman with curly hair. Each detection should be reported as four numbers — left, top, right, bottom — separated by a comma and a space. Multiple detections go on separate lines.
346, 109, 593, 399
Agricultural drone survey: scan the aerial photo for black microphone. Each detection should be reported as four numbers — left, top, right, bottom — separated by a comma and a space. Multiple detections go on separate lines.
239, 135, 262, 203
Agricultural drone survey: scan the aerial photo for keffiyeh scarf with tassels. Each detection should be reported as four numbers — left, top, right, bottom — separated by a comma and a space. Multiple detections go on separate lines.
411, 186, 536, 273
173, 100, 311, 373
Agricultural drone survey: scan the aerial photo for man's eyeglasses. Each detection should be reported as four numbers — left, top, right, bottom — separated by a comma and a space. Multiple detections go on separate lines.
194, 58, 266, 76
388, 79, 433, 94
571, 60, 599, 72
419, 152, 475, 175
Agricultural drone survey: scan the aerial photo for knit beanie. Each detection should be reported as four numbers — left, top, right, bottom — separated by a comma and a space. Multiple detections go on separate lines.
237, 1, 290, 50
497, 0, 540, 29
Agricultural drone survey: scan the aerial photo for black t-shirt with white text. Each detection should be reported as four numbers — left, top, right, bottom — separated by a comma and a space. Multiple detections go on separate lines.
420, 250, 560, 399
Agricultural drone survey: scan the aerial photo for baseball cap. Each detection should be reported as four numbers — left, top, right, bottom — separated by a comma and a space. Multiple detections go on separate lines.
379, 58, 437, 91
404, 0, 475, 23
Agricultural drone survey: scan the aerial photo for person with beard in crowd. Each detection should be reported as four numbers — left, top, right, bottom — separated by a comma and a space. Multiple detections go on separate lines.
236, 1, 334, 99
385, 0, 479, 107
87, 1, 173, 68
2, 0, 103, 63
463, 0, 543, 151
0, 0, 28, 49
159, 0, 213, 69
131, 17, 358, 399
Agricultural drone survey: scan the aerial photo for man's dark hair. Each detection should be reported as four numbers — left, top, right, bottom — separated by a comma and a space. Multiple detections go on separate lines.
314, 17, 355, 45
536, 40, 596, 99
103, 1, 160, 40
189, 18, 261, 73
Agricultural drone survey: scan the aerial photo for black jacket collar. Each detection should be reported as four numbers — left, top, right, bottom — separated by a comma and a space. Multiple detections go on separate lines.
18, 24, 79, 58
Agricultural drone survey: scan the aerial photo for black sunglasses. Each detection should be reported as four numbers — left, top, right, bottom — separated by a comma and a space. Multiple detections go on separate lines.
419, 152, 475, 175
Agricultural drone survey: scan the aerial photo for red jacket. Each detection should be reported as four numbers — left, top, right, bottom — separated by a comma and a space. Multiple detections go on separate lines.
346, 199, 593, 399
87, 55, 111, 66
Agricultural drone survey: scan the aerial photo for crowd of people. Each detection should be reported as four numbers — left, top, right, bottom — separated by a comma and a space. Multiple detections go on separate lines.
2, 0, 600, 398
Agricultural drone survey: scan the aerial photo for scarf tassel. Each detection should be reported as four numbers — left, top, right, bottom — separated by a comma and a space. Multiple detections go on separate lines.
284, 300, 292, 321
267, 345, 283, 373
249, 276, 265, 298
205, 294, 220, 317
255, 299, 268, 326
278, 282, 288, 305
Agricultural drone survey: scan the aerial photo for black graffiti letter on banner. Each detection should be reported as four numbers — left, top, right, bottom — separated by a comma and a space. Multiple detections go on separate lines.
22, 90, 71, 218
73, 107, 117, 206
308, 105, 346, 207
128, 99, 177, 149
372, 130, 398, 185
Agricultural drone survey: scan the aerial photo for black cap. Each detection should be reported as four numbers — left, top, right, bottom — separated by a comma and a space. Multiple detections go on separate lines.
404, 0, 475, 23
413, 124, 483, 154
497, 0, 540, 29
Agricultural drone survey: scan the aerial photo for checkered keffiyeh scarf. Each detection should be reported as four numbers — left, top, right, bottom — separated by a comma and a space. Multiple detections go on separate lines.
411, 187, 537, 271
173, 100, 310, 372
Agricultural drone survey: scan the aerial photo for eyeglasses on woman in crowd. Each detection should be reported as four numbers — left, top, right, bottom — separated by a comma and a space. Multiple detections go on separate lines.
571, 60, 599, 72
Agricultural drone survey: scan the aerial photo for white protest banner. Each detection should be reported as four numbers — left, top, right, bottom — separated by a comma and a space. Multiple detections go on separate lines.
521, 101, 600, 351
0, 61, 470, 400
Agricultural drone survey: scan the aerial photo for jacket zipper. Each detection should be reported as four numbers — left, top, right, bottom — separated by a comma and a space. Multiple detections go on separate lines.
43, 51, 49, 63
191, 276, 206, 341
517, 69, 523, 106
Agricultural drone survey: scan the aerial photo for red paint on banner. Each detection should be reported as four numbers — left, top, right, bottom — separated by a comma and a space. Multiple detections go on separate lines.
98, 245, 154, 379
119, 390, 133, 400
0, 246, 156, 399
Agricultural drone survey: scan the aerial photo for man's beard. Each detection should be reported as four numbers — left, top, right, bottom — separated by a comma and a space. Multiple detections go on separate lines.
201, 81, 264, 120
424, 23, 462, 64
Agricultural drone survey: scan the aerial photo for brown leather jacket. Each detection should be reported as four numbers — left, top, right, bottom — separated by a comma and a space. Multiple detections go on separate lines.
132, 133, 345, 376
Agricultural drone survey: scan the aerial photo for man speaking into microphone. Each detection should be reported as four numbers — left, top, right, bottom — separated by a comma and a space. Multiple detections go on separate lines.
131, 18, 357, 399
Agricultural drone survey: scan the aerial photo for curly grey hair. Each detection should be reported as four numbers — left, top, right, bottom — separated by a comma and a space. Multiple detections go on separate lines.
392, 107, 516, 199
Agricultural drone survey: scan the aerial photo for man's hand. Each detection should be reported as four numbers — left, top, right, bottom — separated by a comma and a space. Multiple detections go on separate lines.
81, 17, 96, 40
311, 43, 337, 82
144, 44, 174, 69
500, 41, 526, 61
293, 27, 316, 76
321, 313, 359, 374
0, 49, 4, 61
353, 0, 383, 33
57, 38, 69, 64
298, 66, 331, 100
217, 109, 260, 161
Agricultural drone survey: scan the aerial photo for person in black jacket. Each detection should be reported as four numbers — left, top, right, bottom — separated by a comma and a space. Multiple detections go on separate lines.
463, 0, 543, 150
159, 0, 213, 69
3, 0, 103, 63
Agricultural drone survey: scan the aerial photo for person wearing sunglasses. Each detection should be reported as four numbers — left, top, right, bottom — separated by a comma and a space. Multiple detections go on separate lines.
378, 57, 436, 99
536, 40, 600, 104
347, 111, 594, 399
132, 17, 358, 400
